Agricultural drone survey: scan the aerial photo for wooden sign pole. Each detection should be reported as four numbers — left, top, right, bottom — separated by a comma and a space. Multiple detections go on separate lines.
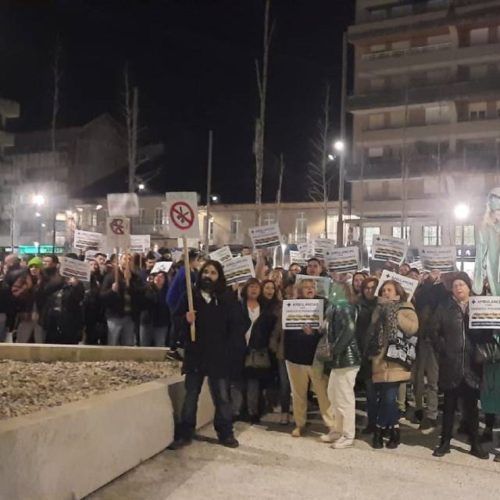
183, 236, 196, 342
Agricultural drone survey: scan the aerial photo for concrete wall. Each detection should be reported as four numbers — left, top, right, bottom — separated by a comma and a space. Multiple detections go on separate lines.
0, 376, 214, 500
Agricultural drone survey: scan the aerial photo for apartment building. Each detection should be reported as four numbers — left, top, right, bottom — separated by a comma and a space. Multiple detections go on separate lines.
348, 0, 500, 271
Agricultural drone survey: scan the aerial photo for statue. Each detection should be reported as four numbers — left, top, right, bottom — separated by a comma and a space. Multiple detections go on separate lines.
473, 188, 500, 295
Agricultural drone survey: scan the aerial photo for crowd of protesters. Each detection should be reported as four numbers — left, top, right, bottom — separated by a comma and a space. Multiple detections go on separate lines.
0, 246, 499, 457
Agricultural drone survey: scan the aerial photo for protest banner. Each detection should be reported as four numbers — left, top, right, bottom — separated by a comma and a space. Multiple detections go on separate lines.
326, 246, 360, 273
210, 246, 233, 264
375, 270, 419, 301
73, 229, 103, 251
166, 192, 200, 341
297, 242, 314, 259
106, 217, 131, 250
420, 246, 456, 272
249, 223, 281, 249
107, 193, 140, 217
282, 299, 324, 329
129, 234, 151, 253
59, 256, 91, 282
165, 192, 200, 239
84, 250, 106, 262
372, 235, 408, 265
151, 261, 173, 274
223, 255, 256, 285
295, 274, 331, 299
289, 250, 308, 267
469, 296, 500, 329
313, 238, 336, 260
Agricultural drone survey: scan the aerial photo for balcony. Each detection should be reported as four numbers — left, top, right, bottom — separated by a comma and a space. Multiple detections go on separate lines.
361, 42, 451, 62
349, 76, 500, 111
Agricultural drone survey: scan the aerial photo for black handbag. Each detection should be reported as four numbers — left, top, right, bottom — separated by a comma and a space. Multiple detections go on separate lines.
245, 348, 271, 370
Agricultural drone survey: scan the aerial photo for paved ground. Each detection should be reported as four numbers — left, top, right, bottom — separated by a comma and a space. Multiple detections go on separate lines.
88, 409, 500, 500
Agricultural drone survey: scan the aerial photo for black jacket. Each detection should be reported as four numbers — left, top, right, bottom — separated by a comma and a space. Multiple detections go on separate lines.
242, 301, 277, 351
430, 295, 488, 391
100, 270, 144, 320
141, 284, 170, 328
176, 289, 250, 379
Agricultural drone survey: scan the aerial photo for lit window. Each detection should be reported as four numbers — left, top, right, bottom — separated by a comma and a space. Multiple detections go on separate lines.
263, 213, 275, 226
363, 227, 380, 247
138, 208, 145, 224
295, 212, 307, 240
455, 225, 475, 246
154, 208, 163, 226
368, 147, 384, 158
392, 226, 410, 241
230, 214, 241, 235
208, 217, 214, 239
469, 102, 487, 121
423, 225, 442, 246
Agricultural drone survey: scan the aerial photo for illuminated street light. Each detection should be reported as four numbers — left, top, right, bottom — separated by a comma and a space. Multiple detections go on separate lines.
454, 203, 470, 220
41, 223, 46, 228
95, 204, 103, 210
32, 194, 45, 206
334, 140, 345, 153
35, 212, 41, 218
327, 154, 335, 161
210, 194, 220, 203
138, 183, 146, 191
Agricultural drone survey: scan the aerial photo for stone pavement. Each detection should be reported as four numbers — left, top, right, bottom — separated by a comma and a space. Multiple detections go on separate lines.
88, 411, 500, 500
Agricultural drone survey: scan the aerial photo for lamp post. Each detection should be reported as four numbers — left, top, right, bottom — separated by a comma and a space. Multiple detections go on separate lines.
334, 139, 345, 246
454, 203, 470, 272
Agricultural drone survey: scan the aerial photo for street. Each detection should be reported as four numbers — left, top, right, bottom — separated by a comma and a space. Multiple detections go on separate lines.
88, 410, 500, 500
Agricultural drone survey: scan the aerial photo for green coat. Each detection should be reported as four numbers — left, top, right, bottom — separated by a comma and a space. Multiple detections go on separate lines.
324, 302, 361, 371
480, 334, 500, 414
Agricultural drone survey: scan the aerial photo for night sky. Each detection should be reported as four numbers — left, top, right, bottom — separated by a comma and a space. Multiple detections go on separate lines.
0, 0, 354, 203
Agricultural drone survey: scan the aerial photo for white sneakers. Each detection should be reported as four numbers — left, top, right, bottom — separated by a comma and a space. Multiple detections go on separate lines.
320, 430, 341, 443
331, 436, 354, 449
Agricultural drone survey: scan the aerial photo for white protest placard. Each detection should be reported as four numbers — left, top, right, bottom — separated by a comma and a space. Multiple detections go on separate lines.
295, 274, 331, 299
210, 246, 233, 264
84, 250, 106, 262
289, 250, 307, 267
469, 296, 500, 329
223, 255, 255, 285
73, 229, 103, 251
249, 223, 281, 249
59, 257, 91, 282
107, 193, 140, 217
282, 299, 324, 330
420, 246, 456, 272
151, 261, 173, 274
313, 238, 336, 260
106, 216, 131, 250
297, 242, 314, 259
375, 270, 419, 301
372, 235, 408, 265
129, 234, 151, 253
327, 247, 360, 273
165, 192, 200, 239
412, 260, 424, 271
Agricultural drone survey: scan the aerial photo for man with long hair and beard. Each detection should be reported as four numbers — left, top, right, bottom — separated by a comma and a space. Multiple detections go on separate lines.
172, 260, 249, 449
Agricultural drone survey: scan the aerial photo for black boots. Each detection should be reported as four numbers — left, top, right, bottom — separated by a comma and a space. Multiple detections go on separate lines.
433, 439, 451, 457
386, 427, 401, 449
372, 428, 384, 449
469, 440, 489, 459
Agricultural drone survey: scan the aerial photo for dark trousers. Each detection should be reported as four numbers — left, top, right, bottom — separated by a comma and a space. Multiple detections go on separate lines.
442, 380, 480, 442
365, 379, 378, 427
278, 360, 291, 414
374, 381, 400, 428
179, 372, 234, 441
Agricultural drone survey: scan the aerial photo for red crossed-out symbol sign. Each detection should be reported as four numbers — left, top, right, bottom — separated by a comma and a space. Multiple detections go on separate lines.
109, 218, 126, 235
170, 201, 195, 230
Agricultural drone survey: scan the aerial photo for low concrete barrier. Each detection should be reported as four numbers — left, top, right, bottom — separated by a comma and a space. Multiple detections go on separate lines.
0, 346, 215, 500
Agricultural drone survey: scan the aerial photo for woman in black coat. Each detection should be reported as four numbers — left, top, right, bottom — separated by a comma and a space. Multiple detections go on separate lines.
174, 260, 249, 449
430, 273, 489, 459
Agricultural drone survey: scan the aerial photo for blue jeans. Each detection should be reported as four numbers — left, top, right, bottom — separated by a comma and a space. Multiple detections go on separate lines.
365, 379, 378, 428
107, 316, 136, 346
140, 325, 167, 347
374, 382, 400, 428
179, 372, 234, 441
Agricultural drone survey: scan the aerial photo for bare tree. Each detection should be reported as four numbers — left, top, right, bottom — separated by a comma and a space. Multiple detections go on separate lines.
51, 40, 62, 153
307, 83, 333, 238
254, 0, 272, 225
124, 64, 139, 193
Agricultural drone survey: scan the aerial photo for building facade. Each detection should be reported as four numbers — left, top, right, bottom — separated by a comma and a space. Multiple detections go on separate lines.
348, 0, 500, 272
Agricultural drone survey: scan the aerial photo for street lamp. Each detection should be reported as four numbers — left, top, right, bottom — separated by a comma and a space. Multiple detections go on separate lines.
138, 183, 145, 191
334, 140, 345, 153
334, 139, 346, 247
454, 203, 470, 271
32, 194, 46, 206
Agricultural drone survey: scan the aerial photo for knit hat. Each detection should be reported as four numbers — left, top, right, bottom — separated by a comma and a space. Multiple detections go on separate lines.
28, 256, 43, 269
451, 271, 472, 291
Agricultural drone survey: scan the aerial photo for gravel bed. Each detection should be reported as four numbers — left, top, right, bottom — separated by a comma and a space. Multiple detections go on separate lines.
0, 360, 180, 420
